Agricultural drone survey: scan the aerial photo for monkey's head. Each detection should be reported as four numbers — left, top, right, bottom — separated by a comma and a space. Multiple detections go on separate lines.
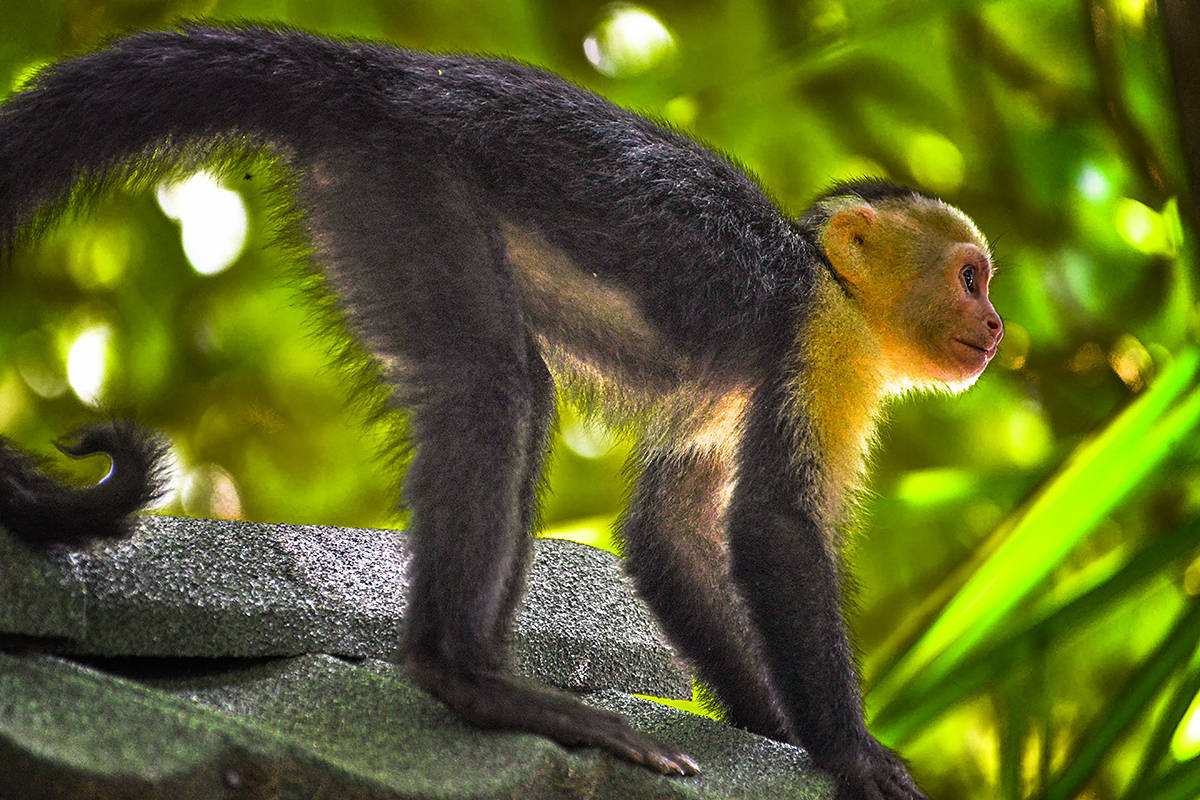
816, 191, 1003, 394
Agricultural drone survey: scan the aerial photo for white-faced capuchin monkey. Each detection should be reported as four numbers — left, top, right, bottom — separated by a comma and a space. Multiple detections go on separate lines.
0, 24, 1002, 800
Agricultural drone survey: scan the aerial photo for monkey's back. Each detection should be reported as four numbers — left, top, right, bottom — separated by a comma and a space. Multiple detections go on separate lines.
0, 24, 818, 361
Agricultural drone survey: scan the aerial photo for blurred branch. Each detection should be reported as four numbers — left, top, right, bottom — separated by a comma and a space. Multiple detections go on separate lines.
1161, 0, 1200, 235
952, 13, 1050, 236
1082, 0, 1174, 206
956, 13, 1081, 118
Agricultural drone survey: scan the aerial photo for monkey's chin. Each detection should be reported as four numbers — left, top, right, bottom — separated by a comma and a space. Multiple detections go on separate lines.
942, 370, 984, 394
926, 340, 993, 393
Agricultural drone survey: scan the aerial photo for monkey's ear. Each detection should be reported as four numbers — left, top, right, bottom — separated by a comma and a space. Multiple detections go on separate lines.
820, 204, 876, 285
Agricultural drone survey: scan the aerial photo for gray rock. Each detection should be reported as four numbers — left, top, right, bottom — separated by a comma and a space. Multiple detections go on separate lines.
0, 515, 690, 697
0, 516, 832, 798
0, 651, 833, 800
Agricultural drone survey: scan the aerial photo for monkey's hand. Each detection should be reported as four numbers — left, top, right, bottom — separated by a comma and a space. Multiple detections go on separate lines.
831, 738, 929, 800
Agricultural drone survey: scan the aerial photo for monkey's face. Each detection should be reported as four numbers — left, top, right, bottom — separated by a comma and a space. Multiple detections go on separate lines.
821, 199, 1003, 393
898, 239, 1003, 391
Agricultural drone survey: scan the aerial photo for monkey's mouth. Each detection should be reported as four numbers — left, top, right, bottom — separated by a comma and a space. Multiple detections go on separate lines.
951, 339, 998, 375
956, 339, 997, 357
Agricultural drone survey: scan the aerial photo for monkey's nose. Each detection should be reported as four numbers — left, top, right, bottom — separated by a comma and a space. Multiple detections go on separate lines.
986, 315, 1003, 344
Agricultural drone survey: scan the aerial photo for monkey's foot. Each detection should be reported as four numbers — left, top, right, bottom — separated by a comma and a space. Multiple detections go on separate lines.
407, 657, 700, 776
831, 739, 928, 800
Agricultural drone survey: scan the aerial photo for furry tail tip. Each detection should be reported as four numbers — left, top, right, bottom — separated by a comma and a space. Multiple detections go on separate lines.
0, 421, 169, 548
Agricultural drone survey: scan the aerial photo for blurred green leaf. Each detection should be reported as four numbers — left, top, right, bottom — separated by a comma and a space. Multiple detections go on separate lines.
871, 346, 1200, 725
1122, 645, 1200, 799
1036, 601, 1200, 800
874, 516, 1200, 742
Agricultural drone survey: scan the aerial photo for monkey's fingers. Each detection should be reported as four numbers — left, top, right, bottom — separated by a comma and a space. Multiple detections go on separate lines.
614, 727, 700, 776
408, 661, 699, 775
831, 738, 928, 800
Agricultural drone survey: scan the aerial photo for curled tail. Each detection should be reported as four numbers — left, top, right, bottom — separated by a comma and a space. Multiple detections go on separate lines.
0, 422, 169, 547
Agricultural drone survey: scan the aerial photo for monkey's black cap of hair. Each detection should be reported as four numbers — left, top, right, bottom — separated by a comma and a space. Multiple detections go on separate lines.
812, 179, 936, 206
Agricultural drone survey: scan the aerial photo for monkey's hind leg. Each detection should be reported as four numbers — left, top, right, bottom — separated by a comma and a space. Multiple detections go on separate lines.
319, 166, 698, 775
400, 338, 699, 775
485, 332, 556, 665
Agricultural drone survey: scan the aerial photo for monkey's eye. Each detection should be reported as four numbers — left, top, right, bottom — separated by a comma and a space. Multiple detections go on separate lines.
961, 265, 977, 294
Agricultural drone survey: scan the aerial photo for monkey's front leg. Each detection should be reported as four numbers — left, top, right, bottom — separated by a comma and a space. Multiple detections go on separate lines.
725, 385, 928, 800
728, 504, 925, 800
620, 446, 797, 743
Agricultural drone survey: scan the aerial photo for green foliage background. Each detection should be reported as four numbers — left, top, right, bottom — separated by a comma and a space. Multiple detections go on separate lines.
1, 1, 1197, 798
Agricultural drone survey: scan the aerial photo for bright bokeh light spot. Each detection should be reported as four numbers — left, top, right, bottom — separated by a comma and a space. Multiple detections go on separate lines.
996, 321, 1030, 371
15, 330, 67, 399
1184, 555, 1200, 597
67, 324, 112, 406
1004, 401, 1053, 468
894, 468, 973, 506
182, 463, 244, 520
1116, 197, 1173, 255
812, 1, 849, 35
67, 229, 130, 290
1117, 0, 1151, 28
662, 95, 699, 128
156, 171, 248, 276
1109, 333, 1153, 391
1069, 341, 1107, 374
1076, 164, 1112, 202
584, 4, 676, 77
906, 132, 965, 193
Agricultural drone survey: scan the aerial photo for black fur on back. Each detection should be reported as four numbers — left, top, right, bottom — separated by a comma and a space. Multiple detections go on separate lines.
0, 23, 811, 350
